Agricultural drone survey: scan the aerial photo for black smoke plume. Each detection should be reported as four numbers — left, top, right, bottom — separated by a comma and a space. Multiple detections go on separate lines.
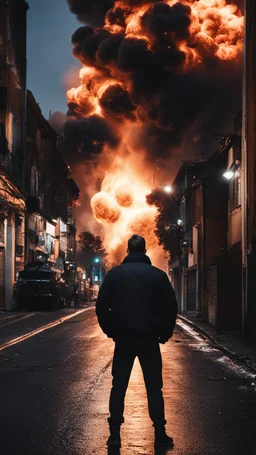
62, 115, 119, 163
65, 0, 243, 164
67, 0, 243, 27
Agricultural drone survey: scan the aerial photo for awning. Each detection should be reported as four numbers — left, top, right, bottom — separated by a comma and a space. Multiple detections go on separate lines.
0, 167, 26, 212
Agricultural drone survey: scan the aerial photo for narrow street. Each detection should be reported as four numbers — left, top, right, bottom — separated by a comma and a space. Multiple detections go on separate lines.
0, 307, 255, 455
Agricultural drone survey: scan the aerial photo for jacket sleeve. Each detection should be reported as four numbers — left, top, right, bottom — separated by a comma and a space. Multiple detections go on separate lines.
96, 272, 114, 338
158, 273, 178, 343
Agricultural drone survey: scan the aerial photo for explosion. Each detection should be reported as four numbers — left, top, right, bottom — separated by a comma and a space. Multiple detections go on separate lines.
91, 192, 121, 223
89, 161, 159, 262
67, 0, 243, 128
113, 181, 134, 207
128, 210, 158, 249
65, 0, 243, 266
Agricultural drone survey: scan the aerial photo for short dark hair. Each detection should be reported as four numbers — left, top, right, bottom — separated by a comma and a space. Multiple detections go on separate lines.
128, 235, 146, 253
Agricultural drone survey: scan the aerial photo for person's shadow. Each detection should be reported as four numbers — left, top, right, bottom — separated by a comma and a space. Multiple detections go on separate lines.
107, 445, 174, 455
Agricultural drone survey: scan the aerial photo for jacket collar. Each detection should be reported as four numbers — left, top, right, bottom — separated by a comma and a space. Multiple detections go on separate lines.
122, 252, 152, 265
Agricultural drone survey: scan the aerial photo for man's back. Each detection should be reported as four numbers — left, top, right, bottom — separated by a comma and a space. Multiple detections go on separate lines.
96, 252, 177, 341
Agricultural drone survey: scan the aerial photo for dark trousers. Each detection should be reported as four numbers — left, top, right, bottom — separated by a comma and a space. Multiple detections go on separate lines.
109, 337, 166, 426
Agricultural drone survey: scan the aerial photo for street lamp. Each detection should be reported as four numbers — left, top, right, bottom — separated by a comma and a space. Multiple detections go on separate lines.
163, 185, 179, 205
164, 185, 172, 194
223, 170, 235, 180
223, 161, 240, 181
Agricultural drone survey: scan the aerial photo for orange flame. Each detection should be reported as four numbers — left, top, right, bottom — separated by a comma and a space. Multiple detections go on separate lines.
90, 161, 159, 262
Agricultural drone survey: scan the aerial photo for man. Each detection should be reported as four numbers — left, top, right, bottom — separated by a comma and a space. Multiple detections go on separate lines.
96, 234, 178, 448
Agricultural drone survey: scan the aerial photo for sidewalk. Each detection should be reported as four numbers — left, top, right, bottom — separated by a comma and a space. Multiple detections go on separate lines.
178, 313, 256, 373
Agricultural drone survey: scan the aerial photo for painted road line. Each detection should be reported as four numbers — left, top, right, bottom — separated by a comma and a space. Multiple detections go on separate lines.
0, 307, 93, 352
0, 312, 39, 328
0, 312, 36, 324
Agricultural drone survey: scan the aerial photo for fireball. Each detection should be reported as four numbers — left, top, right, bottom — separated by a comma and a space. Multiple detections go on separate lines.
91, 192, 121, 223
114, 182, 134, 207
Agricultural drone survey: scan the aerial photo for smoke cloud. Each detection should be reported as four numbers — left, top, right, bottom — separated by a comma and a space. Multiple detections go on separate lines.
63, 115, 119, 161
65, 0, 243, 163
64, 0, 244, 264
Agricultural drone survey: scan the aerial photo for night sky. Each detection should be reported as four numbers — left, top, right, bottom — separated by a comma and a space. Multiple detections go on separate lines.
27, 0, 80, 118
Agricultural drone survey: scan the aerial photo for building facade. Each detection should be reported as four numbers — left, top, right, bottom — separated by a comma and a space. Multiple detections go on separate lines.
0, 0, 28, 310
169, 160, 207, 314
203, 130, 242, 331
26, 90, 80, 276
169, 122, 242, 332
0, 1, 80, 311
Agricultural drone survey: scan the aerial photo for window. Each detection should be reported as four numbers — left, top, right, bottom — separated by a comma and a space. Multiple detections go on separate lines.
19, 271, 54, 281
229, 170, 241, 210
30, 165, 38, 197
7, 19, 14, 64
0, 123, 5, 137
0, 220, 4, 243
238, 176, 241, 206
227, 147, 234, 169
0, 123, 8, 157
6, 112, 13, 151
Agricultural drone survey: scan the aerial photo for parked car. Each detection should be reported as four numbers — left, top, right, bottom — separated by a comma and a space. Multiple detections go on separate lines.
14, 263, 66, 311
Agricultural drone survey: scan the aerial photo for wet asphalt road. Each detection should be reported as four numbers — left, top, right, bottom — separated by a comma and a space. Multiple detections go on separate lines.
0, 307, 256, 455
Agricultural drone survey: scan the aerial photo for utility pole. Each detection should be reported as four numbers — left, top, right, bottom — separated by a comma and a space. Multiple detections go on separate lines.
241, 0, 256, 342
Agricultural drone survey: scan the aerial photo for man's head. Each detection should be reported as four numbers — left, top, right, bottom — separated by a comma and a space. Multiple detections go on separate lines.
127, 235, 146, 254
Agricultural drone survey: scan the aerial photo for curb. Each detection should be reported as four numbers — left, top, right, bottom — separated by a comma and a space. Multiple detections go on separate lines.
177, 315, 256, 375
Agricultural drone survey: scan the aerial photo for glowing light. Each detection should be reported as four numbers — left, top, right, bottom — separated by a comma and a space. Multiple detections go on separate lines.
223, 170, 235, 180
164, 185, 172, 194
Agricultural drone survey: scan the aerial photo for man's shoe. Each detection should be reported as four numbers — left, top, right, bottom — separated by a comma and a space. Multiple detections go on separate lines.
107, 425, 121, 448
154, 428, 174, 447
